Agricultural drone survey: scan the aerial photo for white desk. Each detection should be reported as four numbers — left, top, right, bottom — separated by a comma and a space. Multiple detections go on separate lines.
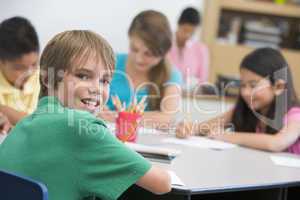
141, 133, 300, 191
120, 130, 300, 200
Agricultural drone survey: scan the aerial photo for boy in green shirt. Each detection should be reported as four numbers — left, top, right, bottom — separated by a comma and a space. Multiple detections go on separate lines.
0, 30, 171, 200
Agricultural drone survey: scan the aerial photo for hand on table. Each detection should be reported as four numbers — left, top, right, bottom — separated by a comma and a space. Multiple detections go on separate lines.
175, 121, 196, 139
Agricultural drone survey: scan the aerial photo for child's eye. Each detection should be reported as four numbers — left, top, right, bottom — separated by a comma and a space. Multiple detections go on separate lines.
249, 83, 257, 88
130, 47, 138, 53
144, 51, 154, 58
100, 79, 110, 85
240, 83, 246, 88
76, 74, 89, 80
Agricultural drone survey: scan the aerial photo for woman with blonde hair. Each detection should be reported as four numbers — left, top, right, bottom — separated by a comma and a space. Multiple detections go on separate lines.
104, 10, 183, 129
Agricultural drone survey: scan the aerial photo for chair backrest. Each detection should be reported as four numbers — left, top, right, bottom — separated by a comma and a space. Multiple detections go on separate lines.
0, 170, 48, 200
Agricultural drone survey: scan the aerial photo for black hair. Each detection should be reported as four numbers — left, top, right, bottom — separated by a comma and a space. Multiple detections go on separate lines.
178, 7, 201, 26
231, 48, 299, 134
0, 16, 39, 61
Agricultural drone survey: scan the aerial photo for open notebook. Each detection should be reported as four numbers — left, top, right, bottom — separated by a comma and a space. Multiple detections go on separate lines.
125, 142, 181, 162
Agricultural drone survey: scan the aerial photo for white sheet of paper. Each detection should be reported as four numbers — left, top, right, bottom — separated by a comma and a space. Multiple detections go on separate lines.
125, 142, 181, 157
139, 127, 161, 135
168, 170, 185, 186
270, 155, 300, 168
162, 136, 237, 150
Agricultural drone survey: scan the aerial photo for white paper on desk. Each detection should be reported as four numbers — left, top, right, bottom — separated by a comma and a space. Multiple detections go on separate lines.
168, 170, 185, 186
162, 136, 237, 150
125, 142, 181, 157
270, 155, 300, 168
139, 127, 161, 135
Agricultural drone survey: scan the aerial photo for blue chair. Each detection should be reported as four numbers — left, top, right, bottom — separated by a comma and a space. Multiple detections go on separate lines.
0, 170, 48, 200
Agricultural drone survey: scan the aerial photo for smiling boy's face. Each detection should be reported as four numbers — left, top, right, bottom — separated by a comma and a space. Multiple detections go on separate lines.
56, 56, 111, 114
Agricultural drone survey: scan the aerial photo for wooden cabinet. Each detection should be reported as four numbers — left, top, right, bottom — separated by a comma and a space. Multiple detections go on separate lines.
202, 0, 300, 94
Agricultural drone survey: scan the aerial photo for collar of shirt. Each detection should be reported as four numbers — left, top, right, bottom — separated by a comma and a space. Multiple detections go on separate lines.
34, 96, 65, 115
36, 96, 108, 128
173, 37, 194, 51
0, 69, 39, 95
38, 96, 62, 107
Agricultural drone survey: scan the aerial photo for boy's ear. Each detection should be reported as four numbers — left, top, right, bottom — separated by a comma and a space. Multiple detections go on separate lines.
274, 79, 286, 96
41, 72, 50, 89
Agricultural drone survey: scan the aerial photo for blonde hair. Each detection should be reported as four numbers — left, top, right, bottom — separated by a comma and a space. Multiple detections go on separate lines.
129, 10, 172, 110
39, 30, 115, 97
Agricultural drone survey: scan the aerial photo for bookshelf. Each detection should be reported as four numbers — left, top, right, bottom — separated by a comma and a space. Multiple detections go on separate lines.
202, 0, 300, 95
220, 0, 300, 17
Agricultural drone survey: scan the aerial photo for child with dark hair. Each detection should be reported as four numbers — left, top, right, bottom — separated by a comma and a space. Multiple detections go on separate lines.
178, 7, 201, 26
176, 48, 300, 154
0, 16, 40, 126
168, 7, 209, 84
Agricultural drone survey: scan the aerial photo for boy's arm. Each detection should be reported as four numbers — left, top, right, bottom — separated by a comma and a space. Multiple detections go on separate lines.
77, 120, 171, 198
0, 104, 27, 125
136, 165, 171, 195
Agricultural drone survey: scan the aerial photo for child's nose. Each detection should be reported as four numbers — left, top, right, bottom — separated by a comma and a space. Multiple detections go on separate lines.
136, 52, 145, 63
242, 87, 252, 98
89, 83, 101, 95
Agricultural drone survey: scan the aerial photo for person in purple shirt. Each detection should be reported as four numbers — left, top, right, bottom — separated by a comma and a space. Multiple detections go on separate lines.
168, 7, 209, 85
176, 48, 300, 155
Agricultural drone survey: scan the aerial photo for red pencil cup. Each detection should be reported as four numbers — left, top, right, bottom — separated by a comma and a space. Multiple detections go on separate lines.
116, 111, 142, 142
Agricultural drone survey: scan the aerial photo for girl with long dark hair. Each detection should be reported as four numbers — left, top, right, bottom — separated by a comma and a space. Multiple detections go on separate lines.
176, 48, 300, 154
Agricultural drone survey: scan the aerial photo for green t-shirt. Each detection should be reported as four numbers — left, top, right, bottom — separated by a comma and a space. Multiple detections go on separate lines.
0, 96, 151, 200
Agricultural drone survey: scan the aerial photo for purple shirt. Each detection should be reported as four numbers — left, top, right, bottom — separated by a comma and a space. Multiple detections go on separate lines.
167, 39, 209, 83
256, 107, 300, 154
283, 107, 300, 154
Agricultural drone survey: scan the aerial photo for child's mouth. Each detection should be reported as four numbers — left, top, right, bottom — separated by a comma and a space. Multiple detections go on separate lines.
80, 98, 100, 112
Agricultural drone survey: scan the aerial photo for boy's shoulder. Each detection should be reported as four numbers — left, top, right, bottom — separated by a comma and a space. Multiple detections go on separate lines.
69, 109, 108, 133
31, 102, 107, 134
49, 107, 106, 128
28, 97, 111, 141
64, 109, 110, 141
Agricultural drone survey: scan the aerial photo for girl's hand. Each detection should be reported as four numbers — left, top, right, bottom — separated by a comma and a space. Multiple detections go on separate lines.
207, 132, 223, 140
207, 127, 228, 141
175, 121, 195, 139
0, 113, 12, 135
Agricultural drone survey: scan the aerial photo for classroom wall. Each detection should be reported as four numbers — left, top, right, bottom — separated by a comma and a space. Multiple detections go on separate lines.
0, 0, 204, 53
